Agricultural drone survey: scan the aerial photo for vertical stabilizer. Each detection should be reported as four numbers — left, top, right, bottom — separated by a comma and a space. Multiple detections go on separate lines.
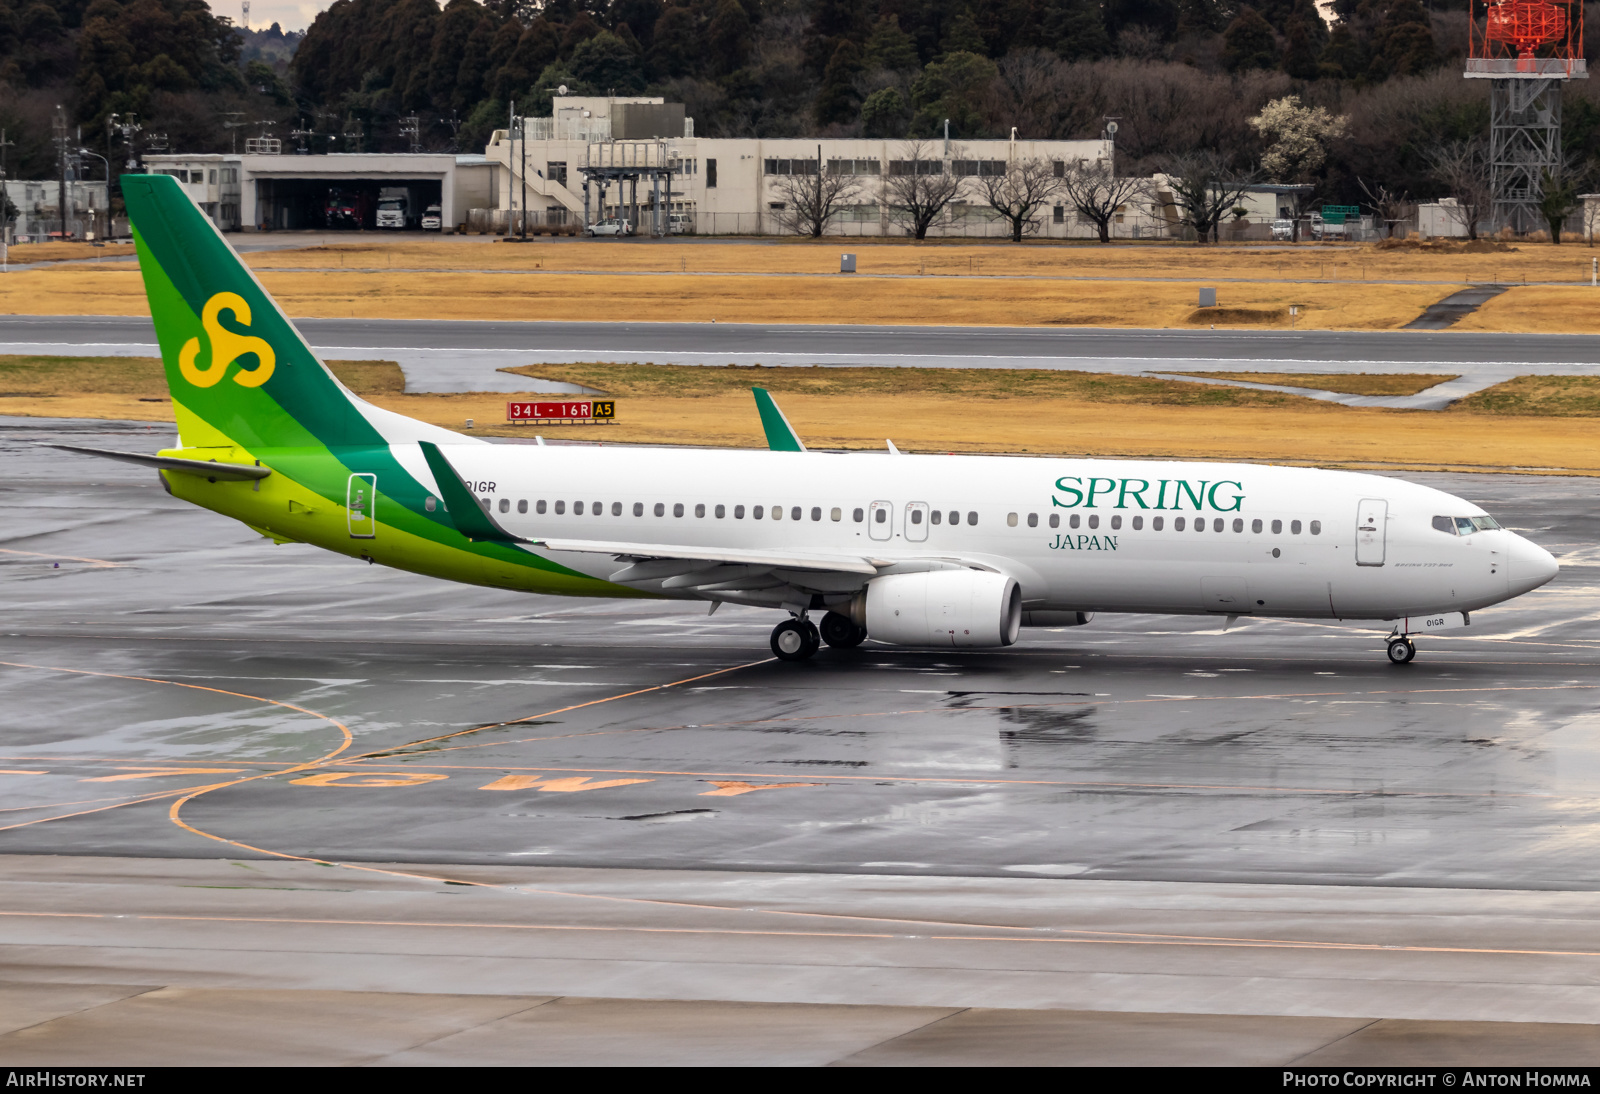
752, 386, 806, 452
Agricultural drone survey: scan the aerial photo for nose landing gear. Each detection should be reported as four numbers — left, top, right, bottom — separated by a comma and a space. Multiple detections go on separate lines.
770, 615, 821, 661
1386, 635, 1417, 664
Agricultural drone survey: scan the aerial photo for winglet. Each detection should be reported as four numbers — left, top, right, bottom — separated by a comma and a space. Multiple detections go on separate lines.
418, 441, 523, 543
752, 387, 806, 452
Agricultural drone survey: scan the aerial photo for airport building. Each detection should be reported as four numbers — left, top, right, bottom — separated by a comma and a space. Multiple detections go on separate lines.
5, 178, 111, 241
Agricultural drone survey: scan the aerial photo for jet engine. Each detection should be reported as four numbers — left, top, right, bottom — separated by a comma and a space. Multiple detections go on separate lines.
854, 570, 1022, 648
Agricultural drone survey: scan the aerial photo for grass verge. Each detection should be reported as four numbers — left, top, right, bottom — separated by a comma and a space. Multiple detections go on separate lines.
1167, 372, 1458, 396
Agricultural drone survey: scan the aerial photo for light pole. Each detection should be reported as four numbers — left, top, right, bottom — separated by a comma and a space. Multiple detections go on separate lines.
79, 148, 109, 239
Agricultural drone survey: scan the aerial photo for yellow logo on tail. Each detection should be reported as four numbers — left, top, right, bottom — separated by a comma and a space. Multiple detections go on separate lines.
178, 292, 276, 388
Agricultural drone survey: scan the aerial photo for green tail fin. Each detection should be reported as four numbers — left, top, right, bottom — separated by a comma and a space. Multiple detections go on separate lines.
123, 173, 384, 451
752, 387, 806, 452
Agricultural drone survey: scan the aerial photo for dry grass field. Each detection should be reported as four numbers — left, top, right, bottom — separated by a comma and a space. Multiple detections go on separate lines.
10, 354, 1600, 476
5, 241, 136, 264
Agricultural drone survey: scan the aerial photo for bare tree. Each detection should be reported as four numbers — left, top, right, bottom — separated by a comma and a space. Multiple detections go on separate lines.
770, 146, 866, 238
1422, 141, 1491, 241
1057, 158, 1152, 244
1537, 159, 1588, 244
881, 140, 963, 240
1357, 177, 1413, 239
975, 157, 1060, 242
1159, 152, 1260, 244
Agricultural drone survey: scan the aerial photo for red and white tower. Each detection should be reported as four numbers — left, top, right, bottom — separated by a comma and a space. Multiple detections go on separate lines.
1466, 0, 1587, 231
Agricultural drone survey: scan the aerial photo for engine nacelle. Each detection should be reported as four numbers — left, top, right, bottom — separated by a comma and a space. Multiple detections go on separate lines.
856, 570, 1021, 648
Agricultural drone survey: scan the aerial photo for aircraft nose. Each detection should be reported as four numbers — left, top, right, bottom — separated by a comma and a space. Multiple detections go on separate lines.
1508, 535, 1559, 594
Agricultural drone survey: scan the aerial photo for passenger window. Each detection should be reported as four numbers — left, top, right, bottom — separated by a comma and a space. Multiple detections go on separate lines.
555, 500, 566, 515
1152, 516, 1163, 531
425, 497, 437, 512
593, 501, 601, 514
1271, 519, 1281, 534
633, 502, 644, 516
1048, 514, 1059, 528
574, 501, 584, 515
1087, 515, 1099, 530
830, 507, 841, 521
1213, 518, 1224, 532
674, 503, 685, 517
948, 511, 959, 525
715, 504, 726, 518
874, 508, 886, 524
968, 512, 978, 525
931, 510, 942, 525
792, 507, 802, 521
1027, 513, 1038, 528
1291, 520, 1302, 534
518, 499, 528, 514
499, 499, 510, 513
810, 507, 821, 521
1251, 518, 1261, 533
735, 505, 746, 519
754, 505, 764, 519
1175, 517, 1186, 531
913, 510, 925, 525
1196, 519, 1206, 533
1132, 515, 1143, 530
654, 502, 665, 516
1432, 516, 1456, 534
537, 500, 548, 514
1233, 518, 1243, 532
773, 506, 783, 521
1006, 512, 1017, 527
612, 502, 622, 516
1069, 514, 1080, 529
695, 503, 705, 517
852, 508, 863, 522
1310, 520, 1321, 535
1110, 515, 1121, 530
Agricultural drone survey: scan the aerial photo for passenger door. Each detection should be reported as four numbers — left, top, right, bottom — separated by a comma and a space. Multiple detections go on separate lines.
868, 500, 894, 541
1356, 498, 1387, 566
904, 501, 929, 542
347, 473, 377, 538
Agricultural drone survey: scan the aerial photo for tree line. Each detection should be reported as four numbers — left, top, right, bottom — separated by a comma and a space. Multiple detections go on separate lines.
1, 0, 1598, 218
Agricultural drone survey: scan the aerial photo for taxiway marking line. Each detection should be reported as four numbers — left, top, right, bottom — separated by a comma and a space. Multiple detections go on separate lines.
354, 656, 776, 759
4, 909, 1599, 961
0, 548, 123, 568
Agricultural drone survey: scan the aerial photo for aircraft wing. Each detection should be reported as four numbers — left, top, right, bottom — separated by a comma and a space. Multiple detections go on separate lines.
532, 538, 883, 575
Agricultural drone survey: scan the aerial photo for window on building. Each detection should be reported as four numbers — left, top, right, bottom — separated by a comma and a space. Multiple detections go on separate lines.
952, 160, 1006, 177
889, 160, 944, 176
706, 159, 717, 187
547, 162, 567, 186
764, 158, 818, 176
826, 158, 882, 176
1053, 205, 1064, 223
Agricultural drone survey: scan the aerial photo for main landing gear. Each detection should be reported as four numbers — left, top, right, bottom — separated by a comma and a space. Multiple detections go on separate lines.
770, 611, 868, 661
1386, 635, 1417, 664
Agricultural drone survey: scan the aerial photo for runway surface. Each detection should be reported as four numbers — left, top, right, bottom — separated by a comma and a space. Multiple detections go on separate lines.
5, 415, 1600, 1062
8, 315, 1598, 409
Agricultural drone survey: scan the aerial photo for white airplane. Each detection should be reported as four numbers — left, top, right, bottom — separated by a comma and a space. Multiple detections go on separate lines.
59, 174, 1560, 665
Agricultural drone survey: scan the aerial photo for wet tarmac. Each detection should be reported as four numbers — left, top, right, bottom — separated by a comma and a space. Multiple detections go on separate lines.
5, 415, 1600, 1057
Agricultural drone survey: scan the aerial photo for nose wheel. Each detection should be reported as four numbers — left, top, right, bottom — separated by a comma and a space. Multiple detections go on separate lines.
771, 617, 821, 661
1386, 636, 1417, 664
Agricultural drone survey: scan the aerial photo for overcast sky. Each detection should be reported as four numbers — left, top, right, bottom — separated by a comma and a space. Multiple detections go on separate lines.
237, 0, 330, 34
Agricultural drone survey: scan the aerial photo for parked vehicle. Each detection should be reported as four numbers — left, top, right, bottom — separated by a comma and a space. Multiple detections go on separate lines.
1272, 218, 1294, 241
586, 218, 633, 237
420, 204, 442, 231
323, 189, 367, 230
376, 187, 410, 230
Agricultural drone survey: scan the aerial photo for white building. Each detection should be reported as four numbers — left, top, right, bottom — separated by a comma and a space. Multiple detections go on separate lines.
5, 179, 111, 241
143, 152, 494, 232
487, 95, 1119, 238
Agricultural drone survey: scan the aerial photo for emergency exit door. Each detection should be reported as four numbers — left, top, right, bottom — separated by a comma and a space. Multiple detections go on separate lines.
1355, 498, 1387, 566
348, 473, 377, 538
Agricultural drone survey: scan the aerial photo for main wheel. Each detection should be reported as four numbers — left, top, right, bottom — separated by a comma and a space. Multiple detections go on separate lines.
771, 618, 818, 662
1386, 637, 1416, 664
819, 611, 866, 649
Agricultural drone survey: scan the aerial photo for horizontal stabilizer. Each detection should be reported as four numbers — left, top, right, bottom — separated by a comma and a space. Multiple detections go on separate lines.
534, 537, 881, 575
44, 443, 271, 481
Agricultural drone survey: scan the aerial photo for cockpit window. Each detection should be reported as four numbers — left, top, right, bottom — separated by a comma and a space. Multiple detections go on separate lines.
1434, 514, 1503, 536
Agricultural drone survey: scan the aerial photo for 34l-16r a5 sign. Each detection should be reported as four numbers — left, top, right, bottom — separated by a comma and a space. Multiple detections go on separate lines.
506, 400, 616, 422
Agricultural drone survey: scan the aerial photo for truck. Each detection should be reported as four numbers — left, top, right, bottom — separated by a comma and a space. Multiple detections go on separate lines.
420, 203, 442, 231
323, 189, 367, 230
376, 187, 410, 230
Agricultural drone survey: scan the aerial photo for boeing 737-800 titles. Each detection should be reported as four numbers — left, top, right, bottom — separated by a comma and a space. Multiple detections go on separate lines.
56, 175, 1559, 665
